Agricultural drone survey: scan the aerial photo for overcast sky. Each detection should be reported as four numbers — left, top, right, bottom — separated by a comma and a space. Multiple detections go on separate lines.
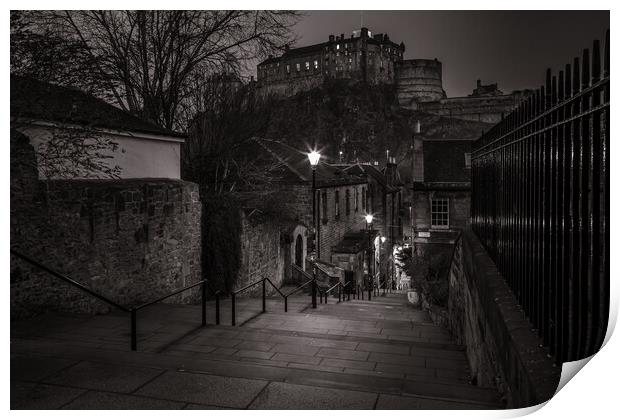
291, 10, 609, 97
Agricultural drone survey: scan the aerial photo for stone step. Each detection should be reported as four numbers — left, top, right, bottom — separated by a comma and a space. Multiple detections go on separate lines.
11, 337, 503, 409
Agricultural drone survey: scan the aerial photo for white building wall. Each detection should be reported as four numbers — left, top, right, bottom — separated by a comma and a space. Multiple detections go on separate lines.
17, 124, 183, 180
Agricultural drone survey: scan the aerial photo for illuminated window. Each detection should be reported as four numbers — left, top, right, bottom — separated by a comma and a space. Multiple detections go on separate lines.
286, 64, 290, 74
431, 198, 450, 228
305, 61, 310, 70
336, 44, 340, 50
296, 63, 300, 72
314, 60, 319, 69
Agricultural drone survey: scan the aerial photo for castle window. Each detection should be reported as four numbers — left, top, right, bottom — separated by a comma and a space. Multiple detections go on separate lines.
345, 43, 349, 49
336, 44, 340, 50
286, 64, 290, 74
314, 60, 319, 69
296, 63, 300, 72
305, 61, 310, 70
335, 190, 340, 219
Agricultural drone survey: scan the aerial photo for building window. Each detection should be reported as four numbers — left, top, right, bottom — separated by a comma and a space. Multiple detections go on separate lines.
286, 64, 290, 74
431, 198, 450, 229
314, 60, 319, 69
464, 153, 472, 169
362, 188, 366, 211
335, 190, 340, 219
354, 187, 359, 212
305, 61, 310, 70
336, 44, 340, 50
345, 189, 351, 215
296, 63, 300, 72
322, 191, 328, 223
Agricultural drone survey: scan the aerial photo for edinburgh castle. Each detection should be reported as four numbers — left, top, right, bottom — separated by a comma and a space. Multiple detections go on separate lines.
256, 27, 532, 123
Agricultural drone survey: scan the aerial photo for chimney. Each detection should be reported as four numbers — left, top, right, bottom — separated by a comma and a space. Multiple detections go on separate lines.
361, 27, 369, 39
477, 79, 481, 87
329, 34, 335, 42
340, 33, 345, 40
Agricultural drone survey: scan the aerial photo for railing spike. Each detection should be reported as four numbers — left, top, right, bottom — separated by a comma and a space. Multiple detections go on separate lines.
558, 70, 565, 102
565, 63, 572, 98
604, 29, 610, 77
573, 57, 581, 93
592, 39, 601, 83
582, 48, 591, 89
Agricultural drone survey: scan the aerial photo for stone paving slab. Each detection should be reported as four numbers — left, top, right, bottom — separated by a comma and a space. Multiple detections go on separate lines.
62, 390, 186, 409
11, 381, 86, 409
135, 371, 268, 408
10, 354, 80, 382
248, 382, 376, 409
44, 360, 164, 393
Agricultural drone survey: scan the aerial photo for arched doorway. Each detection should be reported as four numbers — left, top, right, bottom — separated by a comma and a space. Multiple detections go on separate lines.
295, 234, 303, 267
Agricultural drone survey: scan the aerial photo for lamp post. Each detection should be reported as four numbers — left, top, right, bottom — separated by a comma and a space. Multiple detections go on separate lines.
380, 236, 386, 294
410, 121, 421, 254
308, 150, 321, 309
365, 214, 374, 301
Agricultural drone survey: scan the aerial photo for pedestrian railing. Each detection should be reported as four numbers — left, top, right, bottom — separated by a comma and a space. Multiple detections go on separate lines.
471, 32, 609, 363
230, 277, 286, 326
10, 249, 218, 351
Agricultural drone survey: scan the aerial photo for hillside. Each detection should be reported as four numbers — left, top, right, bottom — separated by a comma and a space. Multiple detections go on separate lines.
265, 80, 494, 165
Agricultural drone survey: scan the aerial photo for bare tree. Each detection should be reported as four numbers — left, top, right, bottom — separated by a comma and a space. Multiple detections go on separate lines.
181, 74, 283, 196
12, 10, 300, 131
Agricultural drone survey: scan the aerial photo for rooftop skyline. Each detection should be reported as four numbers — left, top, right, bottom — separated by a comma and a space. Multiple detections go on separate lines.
291, 10, 609, 97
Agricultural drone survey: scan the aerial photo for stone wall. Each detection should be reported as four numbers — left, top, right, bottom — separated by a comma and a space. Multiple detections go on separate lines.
447, 229, 561, 408
317, 183, 367, 263
416, 93, 528, 124
11, 132, 202, 318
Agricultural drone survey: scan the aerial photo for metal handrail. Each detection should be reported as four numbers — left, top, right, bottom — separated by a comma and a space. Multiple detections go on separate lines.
230, 277, 287, 325
10, 249, 130, 312
10, 249, 215, 351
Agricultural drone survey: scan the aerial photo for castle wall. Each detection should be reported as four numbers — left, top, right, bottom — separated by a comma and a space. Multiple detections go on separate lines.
396, 59, 447, 105
416, 93, 530, 124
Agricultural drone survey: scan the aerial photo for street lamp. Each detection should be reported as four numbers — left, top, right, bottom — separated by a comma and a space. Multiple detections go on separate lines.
307, 150, 320, 309
365, 214, 374, 301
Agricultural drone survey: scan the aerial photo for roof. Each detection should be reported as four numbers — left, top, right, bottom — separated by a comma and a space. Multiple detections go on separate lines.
331, 230, 378, 254
253, 139, 366, 187
423, 140, 472, 183
10, 75, 184, 139
338, 163, 400, 192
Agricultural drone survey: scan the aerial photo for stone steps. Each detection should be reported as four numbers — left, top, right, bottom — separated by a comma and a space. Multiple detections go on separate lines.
11, 292, 506, 409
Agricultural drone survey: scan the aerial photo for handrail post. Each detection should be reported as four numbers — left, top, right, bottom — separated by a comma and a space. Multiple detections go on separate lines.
231, 293, 236, 326
262, 279, 266, 313
215, 294, 220, 325
285, 296, 288, 312
312, 269, 317, 309
131, 308, 137, 351
201, 280, 207, 327
338, 284, 341, 302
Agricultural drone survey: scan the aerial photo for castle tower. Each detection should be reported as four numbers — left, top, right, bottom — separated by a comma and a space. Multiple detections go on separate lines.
395, 59, 447, 106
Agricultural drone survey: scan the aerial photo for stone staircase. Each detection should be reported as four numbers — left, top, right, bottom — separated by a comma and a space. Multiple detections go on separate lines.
11, 291, 505, 409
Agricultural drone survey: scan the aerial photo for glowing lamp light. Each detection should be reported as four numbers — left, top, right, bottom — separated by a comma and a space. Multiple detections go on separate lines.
365, 214, 374, 224
308, 151, 321, 167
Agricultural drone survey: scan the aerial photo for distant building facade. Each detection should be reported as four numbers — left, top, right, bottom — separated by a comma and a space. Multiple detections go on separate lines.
256, 28, 532, 124
257, 27, 405, 97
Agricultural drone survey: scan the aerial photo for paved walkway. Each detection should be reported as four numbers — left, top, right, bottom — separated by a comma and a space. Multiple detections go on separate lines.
11, 292, 505, 409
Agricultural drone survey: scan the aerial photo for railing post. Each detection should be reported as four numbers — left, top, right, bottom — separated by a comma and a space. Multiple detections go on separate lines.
231, 293, 236, 326
131, 308, 137, 351
285, 296, 288, 313
338, 284, 342, 302
262, 279, 266, 313
201, 280, 207, 327
312, 271, 317, 309
215, 293, 220, 325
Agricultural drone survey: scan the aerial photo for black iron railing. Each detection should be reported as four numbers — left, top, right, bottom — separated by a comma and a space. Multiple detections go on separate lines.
10, 249, 220, 351
471, 33, 609, 363
230, 277, 286, 326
